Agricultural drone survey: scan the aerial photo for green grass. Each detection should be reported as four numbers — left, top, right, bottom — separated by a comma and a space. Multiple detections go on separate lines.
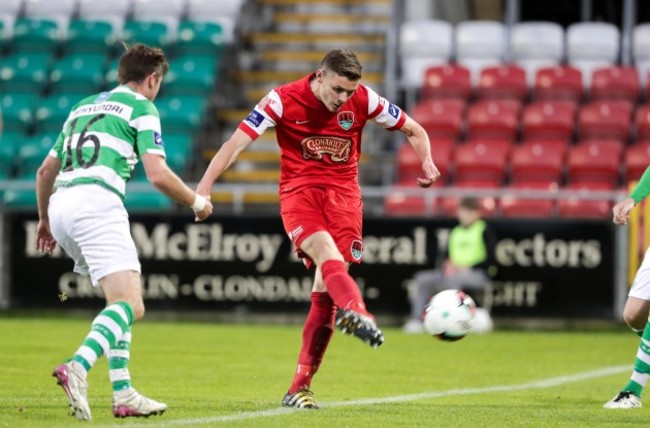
0, 316, 647, 427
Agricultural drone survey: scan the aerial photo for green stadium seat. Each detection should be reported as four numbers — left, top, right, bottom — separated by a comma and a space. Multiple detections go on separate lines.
34, 93, 79, 134
157, 95, 205, 134
124, 191, 173, 212
176, 21, 225, 56
163, 133, 193, 173
12, 18, 62, 54
16, 134, 56, 178
1, 92, 38, 133
164, 56, 217, 96
2, 189, 37, 209
66, 19, 116, 55
0, 131, 22, 177
49, 53, 106, 95
0, 53, 51, 93
122, 20, 171, 49
104, 56, 120, 89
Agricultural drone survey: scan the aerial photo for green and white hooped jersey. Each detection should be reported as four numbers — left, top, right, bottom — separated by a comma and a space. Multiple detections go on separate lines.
49, 85, 166, 200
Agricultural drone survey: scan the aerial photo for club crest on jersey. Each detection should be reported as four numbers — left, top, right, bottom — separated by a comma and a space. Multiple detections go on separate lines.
337, 111, 354, 130
93, 92, 111, 103
351, 240, 363, 260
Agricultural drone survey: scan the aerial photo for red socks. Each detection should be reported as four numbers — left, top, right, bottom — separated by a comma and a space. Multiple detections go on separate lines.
320, 259, 367, 313
289, 292, 336, 394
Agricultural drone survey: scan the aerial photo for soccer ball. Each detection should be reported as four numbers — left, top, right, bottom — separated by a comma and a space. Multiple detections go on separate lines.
422, 290, 477, 341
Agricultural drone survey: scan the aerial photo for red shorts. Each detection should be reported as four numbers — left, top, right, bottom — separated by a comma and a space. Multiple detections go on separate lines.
280, 187, 363, 269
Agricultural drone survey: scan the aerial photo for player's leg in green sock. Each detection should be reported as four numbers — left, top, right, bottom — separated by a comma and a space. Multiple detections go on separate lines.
108, 326, 132, 392
622, 321, 650, 397
72, 302, 134, 373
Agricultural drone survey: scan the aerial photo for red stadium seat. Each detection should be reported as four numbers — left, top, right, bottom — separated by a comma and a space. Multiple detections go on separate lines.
510, 141, 565, 184
534, 65, 583, 101
384, 179, 440, 216
521, 100, 577, 142
635, 104, 650, 143
453, 140, 509, 185
625, 142, 650, 183
440, 180, 499, 217
566, 141, 622, 187
578, 100, 633, 142
478, 64, 528, 101
397, 138, 454, 182
420, 64, 471, 100
591, 66, 640, 103
466, 99, 521, 141
557, 182, 613, 219
500, 181, 557, 218
409, 98, 465, 140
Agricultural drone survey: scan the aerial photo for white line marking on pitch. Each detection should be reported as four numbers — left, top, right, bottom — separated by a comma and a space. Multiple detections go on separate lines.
95, 365, 631, 427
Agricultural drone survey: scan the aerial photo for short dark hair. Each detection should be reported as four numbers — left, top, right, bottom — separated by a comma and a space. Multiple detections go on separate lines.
459, 197, 480, 211
117, 43, 169, 85
320, 49, 363, 81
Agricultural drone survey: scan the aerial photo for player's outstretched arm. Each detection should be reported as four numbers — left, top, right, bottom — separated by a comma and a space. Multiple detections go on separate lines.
398, 115, 441, 188
196, 129, 255, 196
141, 153, 213, 221
616, 166, 650, 225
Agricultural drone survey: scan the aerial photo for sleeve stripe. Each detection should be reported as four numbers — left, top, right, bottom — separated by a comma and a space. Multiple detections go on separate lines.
239, 122, 261, 139
130, 114, 161, 132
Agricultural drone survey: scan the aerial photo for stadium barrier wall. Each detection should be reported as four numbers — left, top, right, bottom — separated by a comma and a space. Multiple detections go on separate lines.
3, 212, 619, 320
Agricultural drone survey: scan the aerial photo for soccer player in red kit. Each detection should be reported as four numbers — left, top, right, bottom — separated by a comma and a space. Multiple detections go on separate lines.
197, 49, 440, 408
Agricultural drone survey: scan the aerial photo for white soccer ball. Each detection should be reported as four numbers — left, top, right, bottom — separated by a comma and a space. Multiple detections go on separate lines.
423, 289, 477, 341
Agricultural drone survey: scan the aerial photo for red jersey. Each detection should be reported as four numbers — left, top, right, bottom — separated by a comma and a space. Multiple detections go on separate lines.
238, 73, 407, 197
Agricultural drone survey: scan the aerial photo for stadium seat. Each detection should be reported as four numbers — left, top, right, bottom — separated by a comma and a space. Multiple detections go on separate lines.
104, 56, 120, 89
383, 180, 440, 216
176, 20, 225, 56
633, 24, 650, 88
124, 191, 173, 212
453, 140, 509, 185
23, 0, 75, 31
466, 99, 521, 141
510, 141, 565, 185
534, 65, 583, 101
590, 66, 640, 103
156, 95, 205, 134
0, 52, 51, 93
186, 0, 243, 42
163, 133, 193, 173
420, 64, 472, 100
66, 19, 116, 55
440, 180, 499, 217
500, 181, 557, 218
399, 19, 453, 89
635, 104, 650, 143
477, 64, 528, 101
16, 134, 56, 178
164, 55, 217, 96
511, 21, 564, 86
396, 138, 454, 182
0, 131, 19, 178
12, 18, 62, 54
77, 0, 128, 34
0, 0, 22, 16
1, 92, 37, 133
49, 53, 106, 95
409, 98, 465, 140
624, 142, 650, 183
34, 93, 79, 133
0, 14, 16, 43
567, 22, 620, 88
521, 100, 576, 142
455, 21, 506, 86
566, 141, 622, 187
578, 100, 633, 142
122, 19, 172, 49
557, 182, 613, 219
133, 0, 186, 21
2, 189, 38, 209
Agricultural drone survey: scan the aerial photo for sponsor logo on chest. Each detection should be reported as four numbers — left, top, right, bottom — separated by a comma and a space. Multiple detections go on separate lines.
300, 136, 352, 163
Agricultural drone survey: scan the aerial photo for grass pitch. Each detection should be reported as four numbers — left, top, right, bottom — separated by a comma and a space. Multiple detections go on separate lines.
0, 316, 647, 427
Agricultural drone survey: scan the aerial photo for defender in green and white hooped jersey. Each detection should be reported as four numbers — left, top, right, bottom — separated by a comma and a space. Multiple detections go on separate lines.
604, 169, 650, 409
34, 43, 213, 421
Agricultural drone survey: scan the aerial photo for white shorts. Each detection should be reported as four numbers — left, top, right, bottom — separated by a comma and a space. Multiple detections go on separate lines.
48, 184, 141, 286
629, 246, 650, 300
